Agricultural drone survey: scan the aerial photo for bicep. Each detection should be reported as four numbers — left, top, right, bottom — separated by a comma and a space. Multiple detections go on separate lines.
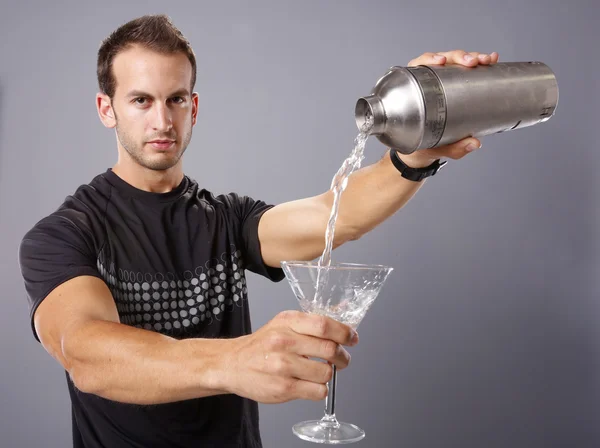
258, 191, 351, 266
34, 276, 119, 370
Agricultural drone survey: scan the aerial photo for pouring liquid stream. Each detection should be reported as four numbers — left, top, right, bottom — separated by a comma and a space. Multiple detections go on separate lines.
313, 112, 374, 309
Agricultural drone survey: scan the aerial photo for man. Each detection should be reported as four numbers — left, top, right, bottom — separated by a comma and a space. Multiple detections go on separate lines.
18, 14, 496, 448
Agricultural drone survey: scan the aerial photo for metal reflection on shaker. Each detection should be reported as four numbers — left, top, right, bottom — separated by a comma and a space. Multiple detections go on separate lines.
355, 62, 559, 154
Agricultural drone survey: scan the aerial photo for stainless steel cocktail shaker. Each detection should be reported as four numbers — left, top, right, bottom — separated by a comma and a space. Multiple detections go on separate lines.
355, 62, 559, 154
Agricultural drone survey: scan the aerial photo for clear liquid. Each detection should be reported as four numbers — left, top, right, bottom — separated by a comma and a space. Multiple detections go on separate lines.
313, 113, 374, 307
299, 290, 378, 330
318, 114, 374, 268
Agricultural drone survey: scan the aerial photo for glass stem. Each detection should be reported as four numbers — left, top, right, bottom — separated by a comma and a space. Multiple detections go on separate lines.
322, 364, 338, 425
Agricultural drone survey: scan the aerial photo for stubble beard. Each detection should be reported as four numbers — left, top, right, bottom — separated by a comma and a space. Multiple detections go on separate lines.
114, 115, 193, 171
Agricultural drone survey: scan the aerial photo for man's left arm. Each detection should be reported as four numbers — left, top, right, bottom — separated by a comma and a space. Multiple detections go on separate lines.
258, 50, 498, 267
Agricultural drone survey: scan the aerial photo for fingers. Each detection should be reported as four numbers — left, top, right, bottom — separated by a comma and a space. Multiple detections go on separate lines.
262, 327, 351, 370
296, 334, 351, 369
265, 352, 335, 384
294, 381, 329, 401
277, 310, 358, 347
472, 51, 499, 65
435, 50, 475, 66
270, 377, 328, 402
418, 137, 482, 161
408, 52, 446, 67
409, 50, 500, 67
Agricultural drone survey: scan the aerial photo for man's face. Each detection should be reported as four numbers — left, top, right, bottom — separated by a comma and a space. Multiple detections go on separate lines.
108, 45, 198, 171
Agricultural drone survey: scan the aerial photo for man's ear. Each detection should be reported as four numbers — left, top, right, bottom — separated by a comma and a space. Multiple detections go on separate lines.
191, 92, 199, 126
96, 93, 116, 128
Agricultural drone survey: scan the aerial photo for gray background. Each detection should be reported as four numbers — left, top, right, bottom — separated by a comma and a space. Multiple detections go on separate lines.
1, 0, 599, 447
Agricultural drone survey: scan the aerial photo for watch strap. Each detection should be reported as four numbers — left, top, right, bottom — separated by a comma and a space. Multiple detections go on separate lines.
390, 150, 447, 182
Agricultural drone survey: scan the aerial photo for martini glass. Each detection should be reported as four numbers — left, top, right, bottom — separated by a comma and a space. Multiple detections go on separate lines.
281, 260, 393, 444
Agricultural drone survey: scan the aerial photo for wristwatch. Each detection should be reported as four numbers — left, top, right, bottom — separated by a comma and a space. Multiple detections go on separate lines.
390, 150, 447, 182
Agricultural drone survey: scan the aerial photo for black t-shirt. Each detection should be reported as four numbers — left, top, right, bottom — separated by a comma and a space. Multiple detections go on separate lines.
19, 169, 285, 448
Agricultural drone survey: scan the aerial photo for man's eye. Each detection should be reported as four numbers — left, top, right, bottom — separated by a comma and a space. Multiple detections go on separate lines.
171, 97, 184, 104
134, 97, 147, 105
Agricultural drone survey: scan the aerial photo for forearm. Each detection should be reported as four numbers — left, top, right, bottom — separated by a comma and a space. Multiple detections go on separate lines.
257, 150, 432, 265
62, 320, 231, 405
334, 149, 427, 239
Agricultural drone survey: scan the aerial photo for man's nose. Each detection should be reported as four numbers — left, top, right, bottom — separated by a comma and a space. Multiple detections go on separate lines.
152, 104, 173, 132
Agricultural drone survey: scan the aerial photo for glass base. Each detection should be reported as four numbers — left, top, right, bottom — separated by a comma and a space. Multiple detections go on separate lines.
292, 419, 365, 444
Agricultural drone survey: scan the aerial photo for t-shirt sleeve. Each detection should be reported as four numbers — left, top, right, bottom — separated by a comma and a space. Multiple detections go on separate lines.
18, 211, 103, 342
219, 193, 285, 282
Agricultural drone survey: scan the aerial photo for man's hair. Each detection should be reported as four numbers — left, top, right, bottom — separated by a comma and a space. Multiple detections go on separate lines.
97, 15, 196, 98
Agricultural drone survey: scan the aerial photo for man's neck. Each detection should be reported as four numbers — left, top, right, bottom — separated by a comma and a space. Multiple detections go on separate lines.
111, 162, 185, 193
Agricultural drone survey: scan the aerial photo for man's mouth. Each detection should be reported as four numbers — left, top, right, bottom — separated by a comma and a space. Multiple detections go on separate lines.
147, 140, 176, 150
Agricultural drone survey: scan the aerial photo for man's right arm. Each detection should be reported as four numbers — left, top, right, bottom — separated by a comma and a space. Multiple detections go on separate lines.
36, 275, 231, 404
35, 275, 357, 405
